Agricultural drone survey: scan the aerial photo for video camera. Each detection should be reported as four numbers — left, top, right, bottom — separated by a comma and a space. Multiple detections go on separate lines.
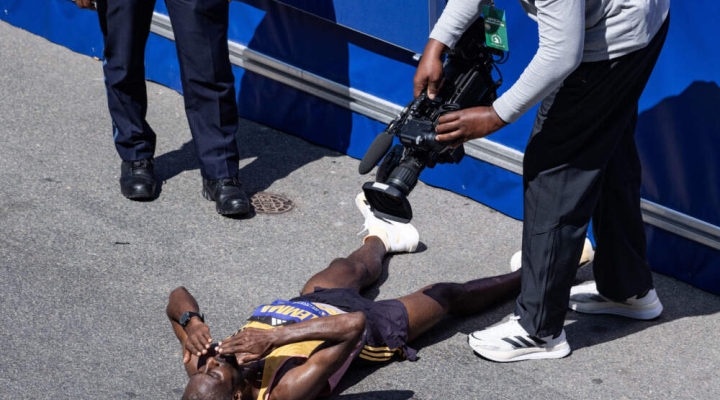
358, 17, 505, 223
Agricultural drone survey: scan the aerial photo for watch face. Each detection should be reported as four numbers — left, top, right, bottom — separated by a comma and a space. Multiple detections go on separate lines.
181, 312, 202, 326
180, 312, 194, 326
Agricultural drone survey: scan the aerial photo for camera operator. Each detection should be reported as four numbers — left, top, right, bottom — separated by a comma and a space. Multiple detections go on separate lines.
414, 0, 670, 362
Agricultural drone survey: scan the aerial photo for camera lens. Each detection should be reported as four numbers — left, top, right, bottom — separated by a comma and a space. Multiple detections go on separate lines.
386, 158, 422, 194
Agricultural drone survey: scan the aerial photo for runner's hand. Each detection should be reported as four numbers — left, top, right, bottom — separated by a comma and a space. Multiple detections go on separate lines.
217, 328, 277, 364
183, 320, 213, 364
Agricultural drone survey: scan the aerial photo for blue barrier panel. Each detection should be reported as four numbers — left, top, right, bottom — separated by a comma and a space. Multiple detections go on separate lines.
272, 0, 431, 53
0, 0, 103, 57
634, 2, 720, 293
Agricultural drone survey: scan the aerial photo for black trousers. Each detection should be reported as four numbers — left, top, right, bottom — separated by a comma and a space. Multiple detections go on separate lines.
516, 17, 670, 338
96, 0, 240, 180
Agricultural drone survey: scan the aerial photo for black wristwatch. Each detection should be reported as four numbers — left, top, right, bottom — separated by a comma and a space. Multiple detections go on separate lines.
179, 311, 204, 327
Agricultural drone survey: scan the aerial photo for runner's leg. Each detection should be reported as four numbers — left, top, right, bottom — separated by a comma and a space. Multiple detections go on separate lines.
301, 237, 387, 295
396, 270, 521, 341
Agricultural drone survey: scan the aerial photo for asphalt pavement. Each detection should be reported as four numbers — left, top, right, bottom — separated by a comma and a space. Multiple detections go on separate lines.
1, 20, 719, 400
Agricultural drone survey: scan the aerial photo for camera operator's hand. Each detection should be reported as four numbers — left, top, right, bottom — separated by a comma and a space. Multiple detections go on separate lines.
435, 106, 508, 147
414, 39, 448, 99
73, 0, 97, 10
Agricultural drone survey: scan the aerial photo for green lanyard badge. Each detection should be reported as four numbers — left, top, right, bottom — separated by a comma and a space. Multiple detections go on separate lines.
483, 4, 509, 51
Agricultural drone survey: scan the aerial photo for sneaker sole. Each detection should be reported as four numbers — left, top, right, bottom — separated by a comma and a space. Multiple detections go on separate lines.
569, 299, 663, 320
468, 337, 571, 362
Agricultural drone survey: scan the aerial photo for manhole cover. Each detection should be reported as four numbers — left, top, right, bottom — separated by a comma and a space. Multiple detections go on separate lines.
251, 192, 294, 214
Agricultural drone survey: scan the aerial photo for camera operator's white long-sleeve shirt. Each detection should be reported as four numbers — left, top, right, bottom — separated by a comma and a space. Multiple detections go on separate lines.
429, 0, 670, 124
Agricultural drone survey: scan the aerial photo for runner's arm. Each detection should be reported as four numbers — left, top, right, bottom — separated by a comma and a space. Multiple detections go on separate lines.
217, 312, 366, 400
166, 286, 213, 375
268, 332, 363, 400
270, 312, 367, 400
217, 312, 366, 364
430, 0, 585, 123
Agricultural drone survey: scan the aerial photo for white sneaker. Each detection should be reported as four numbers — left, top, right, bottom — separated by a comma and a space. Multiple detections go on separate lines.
509, 250, 522, 272
468, 316, 571, 362
569, 281, 663, 320
355, 193, 419, 253
509, 237, 595, 272
355, 192, 373, 220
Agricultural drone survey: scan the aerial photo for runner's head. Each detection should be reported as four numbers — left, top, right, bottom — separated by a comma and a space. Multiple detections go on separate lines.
182, 350, 247, 400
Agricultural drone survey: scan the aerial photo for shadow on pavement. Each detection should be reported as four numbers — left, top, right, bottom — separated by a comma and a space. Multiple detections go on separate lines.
153, 117, 341, 196
330, 389, 415, 400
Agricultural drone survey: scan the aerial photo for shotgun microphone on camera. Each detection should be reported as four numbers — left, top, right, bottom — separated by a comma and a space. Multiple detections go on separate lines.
358, 131, 395, 175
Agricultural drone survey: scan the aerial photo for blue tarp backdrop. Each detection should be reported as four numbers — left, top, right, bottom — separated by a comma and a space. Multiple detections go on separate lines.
2, 0, 718, 294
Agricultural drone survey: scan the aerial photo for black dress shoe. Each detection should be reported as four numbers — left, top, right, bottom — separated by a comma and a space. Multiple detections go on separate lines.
202, 177, 250, 215
119, 158, 156, 200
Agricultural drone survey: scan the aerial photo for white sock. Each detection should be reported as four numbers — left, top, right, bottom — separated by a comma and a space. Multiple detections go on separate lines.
364, 228, 390, 252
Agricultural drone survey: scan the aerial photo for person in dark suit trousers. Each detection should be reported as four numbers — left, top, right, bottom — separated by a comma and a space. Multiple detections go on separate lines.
75, 0, 249, 216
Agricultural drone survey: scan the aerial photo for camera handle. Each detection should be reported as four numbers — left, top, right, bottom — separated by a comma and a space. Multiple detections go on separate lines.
431, 103, 461, 129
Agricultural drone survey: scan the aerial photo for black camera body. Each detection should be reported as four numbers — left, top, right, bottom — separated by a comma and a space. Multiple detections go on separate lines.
359, 17, 504, 223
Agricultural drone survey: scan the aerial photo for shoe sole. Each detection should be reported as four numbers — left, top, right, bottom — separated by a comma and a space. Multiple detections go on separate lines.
121, 188, 154, 200
569, 299, 663, 320
468, 337, 571, 363
202, 189, 250, 215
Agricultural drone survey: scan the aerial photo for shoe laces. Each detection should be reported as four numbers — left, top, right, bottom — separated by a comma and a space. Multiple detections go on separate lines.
357, 213, 390, 237
357, 220, 371, 236
130, 159, 152, 170
495, 316, 526, 337
212, 177, 241, 188
506, 315, 524, 333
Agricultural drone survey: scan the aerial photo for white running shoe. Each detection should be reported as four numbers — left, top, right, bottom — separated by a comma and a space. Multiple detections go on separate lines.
468, 316, 571, 362
569, 281, 663, 320
509, 237, 595, 272
355, 193, 419, 253
509, 250, 522, 272
355, 192, 373, 219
